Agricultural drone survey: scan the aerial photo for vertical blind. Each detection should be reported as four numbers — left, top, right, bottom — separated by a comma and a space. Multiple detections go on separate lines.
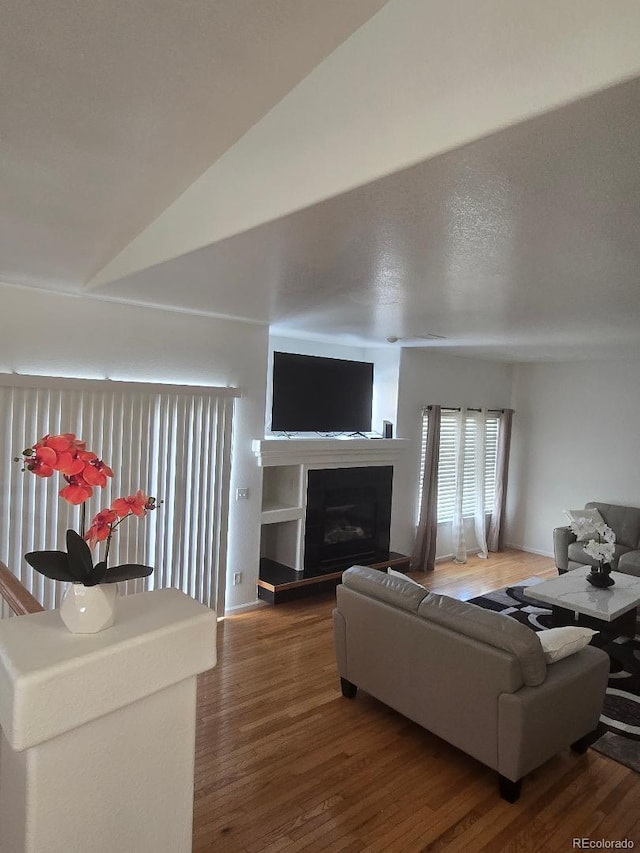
0, 375, 238, 618
418, 408, 500, 523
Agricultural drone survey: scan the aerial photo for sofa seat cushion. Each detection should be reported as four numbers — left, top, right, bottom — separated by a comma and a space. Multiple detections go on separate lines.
342, 565, 429, 613
617, 550, 640, 578
417, 593, 546, 687
567, 541, 632, 569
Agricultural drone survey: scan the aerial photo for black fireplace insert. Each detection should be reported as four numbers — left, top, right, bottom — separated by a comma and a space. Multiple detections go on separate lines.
304, 466, 393, 569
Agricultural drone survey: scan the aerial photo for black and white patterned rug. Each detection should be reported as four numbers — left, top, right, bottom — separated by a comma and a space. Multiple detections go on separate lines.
469, 577, 640, 773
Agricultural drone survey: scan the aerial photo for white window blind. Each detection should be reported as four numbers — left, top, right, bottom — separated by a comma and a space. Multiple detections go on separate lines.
418, 409, 499, 523
0, 375, 238, 617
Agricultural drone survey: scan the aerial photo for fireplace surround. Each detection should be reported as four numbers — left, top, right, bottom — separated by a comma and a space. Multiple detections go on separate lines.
252, 438, 408, 602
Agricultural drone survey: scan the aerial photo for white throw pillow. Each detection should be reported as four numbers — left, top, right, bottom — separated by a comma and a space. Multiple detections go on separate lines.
564, 508, 605, 540
538, 626, 597, 663
387, 567, 423, 588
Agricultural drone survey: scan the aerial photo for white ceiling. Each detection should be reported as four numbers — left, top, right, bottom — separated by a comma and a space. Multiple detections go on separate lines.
0, 0, 387, 288
94, 76, 640, 361
3, 1, 640, 362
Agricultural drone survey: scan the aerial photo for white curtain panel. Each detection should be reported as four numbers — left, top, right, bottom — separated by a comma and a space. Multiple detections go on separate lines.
451, 409, 467, 564
0, 375, 237, 616
451, 407, 492, 564
473, 408, 488, 559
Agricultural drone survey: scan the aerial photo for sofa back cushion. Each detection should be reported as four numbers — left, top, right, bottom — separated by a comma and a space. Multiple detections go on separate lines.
418, 593, 547, 687
342, 565, 429, 613
567, 540, 632, 569
586, 502, 640, 549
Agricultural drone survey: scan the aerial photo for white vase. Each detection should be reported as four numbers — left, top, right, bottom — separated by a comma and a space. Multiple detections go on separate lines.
60, 583, 117, 634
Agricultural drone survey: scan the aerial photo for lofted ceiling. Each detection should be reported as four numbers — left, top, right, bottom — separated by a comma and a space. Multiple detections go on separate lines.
2, 1, 640, 362
0, 0, 388, 289
94, 76, 640, 361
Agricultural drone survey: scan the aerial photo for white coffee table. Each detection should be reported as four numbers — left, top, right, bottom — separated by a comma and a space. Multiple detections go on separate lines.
525, 566, 640, 637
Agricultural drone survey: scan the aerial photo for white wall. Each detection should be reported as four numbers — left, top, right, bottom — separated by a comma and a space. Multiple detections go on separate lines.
0, 282, 269, 612
365, 346, 400, 437
394, 349, 513, 558
507, 358, 640, 557
22, 294, 634, 607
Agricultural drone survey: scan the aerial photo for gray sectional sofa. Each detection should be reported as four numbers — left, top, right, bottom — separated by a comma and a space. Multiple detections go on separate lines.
333, 566, 609, 802
554, 501, 640, 576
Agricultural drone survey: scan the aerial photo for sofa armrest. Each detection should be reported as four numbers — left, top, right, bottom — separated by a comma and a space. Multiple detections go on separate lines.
497, 645, 609, 781
553, 526, 576, 572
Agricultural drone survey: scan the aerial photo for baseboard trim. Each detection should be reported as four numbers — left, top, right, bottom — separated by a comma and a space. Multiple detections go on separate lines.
504, 542, 554, 558
224, 599, 267, 615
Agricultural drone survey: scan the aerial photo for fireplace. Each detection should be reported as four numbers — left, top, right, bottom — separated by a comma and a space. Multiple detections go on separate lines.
304, 466, 393, 569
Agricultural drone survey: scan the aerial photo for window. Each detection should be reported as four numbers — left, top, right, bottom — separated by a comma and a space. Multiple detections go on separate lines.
0, 375, 238, 616
418, 409, 499, 523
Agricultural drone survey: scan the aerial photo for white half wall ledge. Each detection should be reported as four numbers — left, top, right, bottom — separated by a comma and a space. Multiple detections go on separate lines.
0, 588, 217, 853
0, 587, 217, 752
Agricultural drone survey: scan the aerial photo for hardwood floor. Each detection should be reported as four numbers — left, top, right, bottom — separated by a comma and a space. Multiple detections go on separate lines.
193, 551, 640, 851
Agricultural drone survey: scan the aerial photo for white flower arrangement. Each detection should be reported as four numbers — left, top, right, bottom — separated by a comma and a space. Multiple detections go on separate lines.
569, 517, 616, 565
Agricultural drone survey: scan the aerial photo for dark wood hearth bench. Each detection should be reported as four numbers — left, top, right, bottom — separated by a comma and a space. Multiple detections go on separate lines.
257, 552, 410, 604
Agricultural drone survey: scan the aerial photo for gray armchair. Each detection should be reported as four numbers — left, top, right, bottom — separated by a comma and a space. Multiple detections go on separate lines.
553, 501, 640, 576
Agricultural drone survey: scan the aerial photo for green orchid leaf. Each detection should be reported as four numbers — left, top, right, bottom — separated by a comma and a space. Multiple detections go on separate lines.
103, 563, 153, 583
25, 550, 75, 583
66, 529, 94, 582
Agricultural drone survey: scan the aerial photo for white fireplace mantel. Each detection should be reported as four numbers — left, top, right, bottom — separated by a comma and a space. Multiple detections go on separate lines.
252, 438, 408, 468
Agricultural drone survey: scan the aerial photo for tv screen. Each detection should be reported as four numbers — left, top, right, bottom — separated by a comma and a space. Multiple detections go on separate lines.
271, 352, 373, 433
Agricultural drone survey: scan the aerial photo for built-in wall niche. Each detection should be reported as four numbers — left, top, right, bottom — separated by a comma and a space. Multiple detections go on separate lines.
260, 520, 302, 572
261, 465, 303, 519
259, 465, 305, 569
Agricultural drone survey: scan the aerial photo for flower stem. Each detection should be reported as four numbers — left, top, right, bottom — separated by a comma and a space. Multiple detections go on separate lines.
104, 512, 133, 566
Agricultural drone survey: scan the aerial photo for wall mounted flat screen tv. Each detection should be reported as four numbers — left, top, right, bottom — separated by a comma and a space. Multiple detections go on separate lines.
271, 352, 374, 433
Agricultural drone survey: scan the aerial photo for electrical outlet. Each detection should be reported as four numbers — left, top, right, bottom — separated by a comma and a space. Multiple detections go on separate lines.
236, 488, 249, 501
233, 572, 243, 586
